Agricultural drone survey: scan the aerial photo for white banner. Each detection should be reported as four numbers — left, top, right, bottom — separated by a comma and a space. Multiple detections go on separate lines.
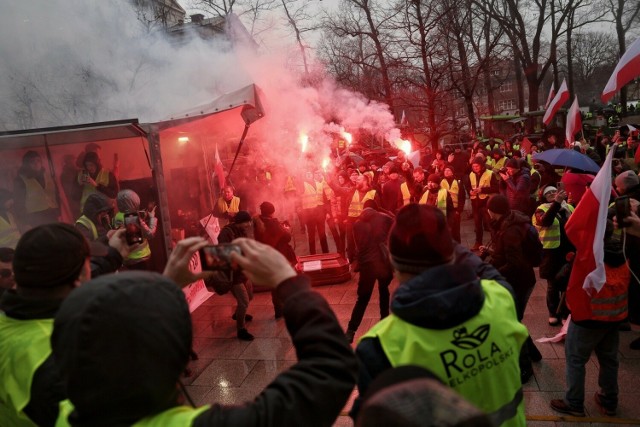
182, 249, 213, 313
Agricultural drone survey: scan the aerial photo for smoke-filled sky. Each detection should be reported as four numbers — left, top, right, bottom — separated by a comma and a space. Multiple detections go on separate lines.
0, 0, 402, 169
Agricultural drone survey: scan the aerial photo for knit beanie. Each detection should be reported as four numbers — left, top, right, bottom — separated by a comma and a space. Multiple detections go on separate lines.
427, 173, 441, 184
13, 223, 90, 288
259, 202, 276, 216
487, 194, 510, 215
505, 158, 520, 169
388, 204, 454, 273
234, 210, 252, 223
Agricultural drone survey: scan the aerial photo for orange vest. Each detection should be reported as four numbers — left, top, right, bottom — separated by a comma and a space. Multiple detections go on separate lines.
589, 263, 630, 322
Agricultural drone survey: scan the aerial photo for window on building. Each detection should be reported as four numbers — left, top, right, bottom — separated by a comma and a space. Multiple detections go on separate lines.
497, 99, 516, 111
500, 81, 513, 92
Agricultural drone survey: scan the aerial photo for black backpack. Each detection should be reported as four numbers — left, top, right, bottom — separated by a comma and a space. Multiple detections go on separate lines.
523, 223, 544, 267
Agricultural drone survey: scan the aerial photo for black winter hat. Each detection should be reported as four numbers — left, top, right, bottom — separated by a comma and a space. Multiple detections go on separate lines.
388, 204, 454, 273
234, 210, 252, 223
505, 158, 520, 169
13, 223, 90, 288
259, 201, 276, 216
487, 194, 510, 215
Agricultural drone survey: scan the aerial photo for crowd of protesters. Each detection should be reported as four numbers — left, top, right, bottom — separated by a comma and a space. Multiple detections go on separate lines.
2, 127, 640, 426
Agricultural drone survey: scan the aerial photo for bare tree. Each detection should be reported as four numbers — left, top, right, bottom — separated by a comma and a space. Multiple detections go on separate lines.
279, 0, 320, 76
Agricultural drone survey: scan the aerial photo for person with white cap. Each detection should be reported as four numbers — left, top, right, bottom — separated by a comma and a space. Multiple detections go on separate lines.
532, 186, 575, 325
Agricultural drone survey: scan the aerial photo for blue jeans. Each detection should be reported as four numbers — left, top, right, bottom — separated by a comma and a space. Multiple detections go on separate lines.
564, 320, 619, 410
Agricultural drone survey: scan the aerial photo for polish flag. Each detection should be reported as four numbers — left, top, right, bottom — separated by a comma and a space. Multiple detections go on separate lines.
543, 79, 569, 126
520, 137, 532, 155
544, 84, 555, 109
602, 37, 640, 103
564, 144, 615, 321
565, 96, 583, 144
214, 144, 226, 189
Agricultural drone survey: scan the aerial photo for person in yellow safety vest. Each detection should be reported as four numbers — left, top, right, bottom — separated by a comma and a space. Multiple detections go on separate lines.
77, 151, 119, 212
551, 220, 630, 418
401, 166, 426, 205
419, 173, 453, 218
212, 185, 242, 226
532, 186, 575, 326
486, 148, 507, 174
441, 165, 466, 242
13, 150, 59, 232
75, 192, 114, 243
327, 172, 379, 267
297, 170, 329, 255
316, 170, 344, 256
351, 205, 528, 427
469, 159, 499, 251
0, 190, 21, 249
113, 189, 158, 270
0, 248, 15, 298
0, 223, 92, 427
52, 239, 358, 427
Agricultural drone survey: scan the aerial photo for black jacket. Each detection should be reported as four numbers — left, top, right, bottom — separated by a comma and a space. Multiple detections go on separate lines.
353, 208, 393, 270
51, 273, 357, 427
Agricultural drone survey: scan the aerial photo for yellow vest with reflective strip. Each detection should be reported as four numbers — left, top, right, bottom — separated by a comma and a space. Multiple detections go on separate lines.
400, 182, 411, 205
441, 179, 460, 209
80, 169, 110, 209
284, 176, 296, 193
20, 174, 58, 214
0, 213, 20, 248
217, 196, 240, 216
469, 170, 493, 199
75, 215, 98, 241
348, 189, 376, 218
419, 188, 448, 216
532, 203, 574, 249
0, 314, 53, 427
302, 182, 319, 210
114, 212, 151, 260
315, 181, 326, 206
361, 280, 528, 427
56, 400, 210, 427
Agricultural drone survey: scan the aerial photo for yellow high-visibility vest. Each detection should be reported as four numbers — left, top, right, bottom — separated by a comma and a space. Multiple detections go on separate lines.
400, 182, 411, 205
418, 188, 448, 216
0, 213, 20, 248
348, 190, 376, 218
20, 174, 58, 214
79, 169, 110, 210
440, 179, 460, 209
469, 170, 493, 200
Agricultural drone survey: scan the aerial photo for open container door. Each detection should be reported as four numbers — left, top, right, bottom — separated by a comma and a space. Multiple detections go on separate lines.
0, 119, 152, 248
145, 84, 264, 310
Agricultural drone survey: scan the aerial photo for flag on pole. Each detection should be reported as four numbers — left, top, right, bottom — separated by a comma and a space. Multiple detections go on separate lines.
520, 137, 532, 155
602, 36, 640, 103
214, 144, 226, 189
543, 79, 569, 126
565, 96, 583, 145
400, 110, 408, 125
544, 84, 556, 110
564, 144, 616, 321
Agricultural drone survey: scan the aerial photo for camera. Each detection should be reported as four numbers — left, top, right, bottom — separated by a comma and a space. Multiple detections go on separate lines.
124, 212, 143, 245
615, 196, 631, 228
199, 244, 242, 271
498, 167, 507, 174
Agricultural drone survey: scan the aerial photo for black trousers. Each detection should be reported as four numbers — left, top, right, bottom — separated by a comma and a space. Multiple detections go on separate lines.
347, 266, 393, 332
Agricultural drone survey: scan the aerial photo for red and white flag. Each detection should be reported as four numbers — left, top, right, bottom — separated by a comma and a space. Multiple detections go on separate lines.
543, 79, 569, 126
520, 137, 532, 155
565, 96, 583, 145
564, 144, 615, 321
214, 144, 226, 189
400, 110, 408, 125
544, 84, 556, 109
602, 36, 640, 103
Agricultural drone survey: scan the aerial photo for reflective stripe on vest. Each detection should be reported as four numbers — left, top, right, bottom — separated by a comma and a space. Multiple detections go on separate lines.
80, 169, 110, 209
441, 179, 460, 208
21, 174, 58, 214
400, 182, 411, 205
493, 157, 506, 172
0, 213, 21, 249
217, 196, 240, 215
75, 215, 98, 241
302, 182, 319, 210
114, 212, 151, 260
469, 170, 493, 199
532, 203, 574, 249
590, 263, 630, 322
419, 188, 448, 216
56, 401, 211, 427
315, 181, 325, 206
0, 314, 53, 427
361, 280, 528, 427
348, 189, 376, 218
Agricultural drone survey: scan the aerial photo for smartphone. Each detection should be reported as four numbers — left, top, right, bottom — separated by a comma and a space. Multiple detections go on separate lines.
124, 212, 143, 245
199, 244, 242, 271
615, 196, 631, 228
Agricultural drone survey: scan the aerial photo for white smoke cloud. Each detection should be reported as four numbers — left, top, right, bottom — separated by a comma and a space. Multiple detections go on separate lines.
0, 0, 403, 170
